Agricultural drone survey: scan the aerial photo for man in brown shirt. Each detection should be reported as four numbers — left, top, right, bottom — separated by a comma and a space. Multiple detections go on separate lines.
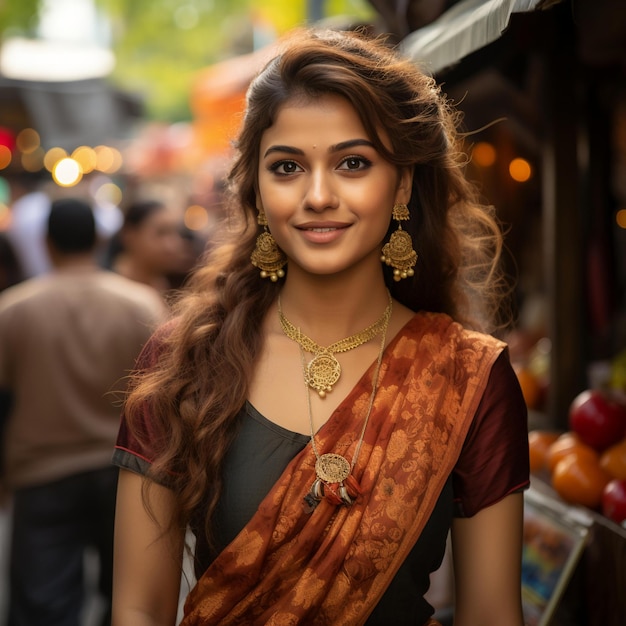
0, 198, 168, 626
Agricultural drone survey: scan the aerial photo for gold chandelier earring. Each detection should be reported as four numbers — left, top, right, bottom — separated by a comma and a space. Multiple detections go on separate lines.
381, 202, 418, 281
250, 210, 286, 282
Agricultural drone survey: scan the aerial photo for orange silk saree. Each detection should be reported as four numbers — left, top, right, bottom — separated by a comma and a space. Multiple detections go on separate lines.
181, 313, 505, 625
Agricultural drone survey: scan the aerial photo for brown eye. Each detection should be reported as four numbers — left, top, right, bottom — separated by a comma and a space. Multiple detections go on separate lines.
269, 160, 302, 175
338, 156, 372, 171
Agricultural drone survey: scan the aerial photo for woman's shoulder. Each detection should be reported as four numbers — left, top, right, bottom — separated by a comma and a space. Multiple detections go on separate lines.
401, 310, 504, 351
135, 317, 181, 368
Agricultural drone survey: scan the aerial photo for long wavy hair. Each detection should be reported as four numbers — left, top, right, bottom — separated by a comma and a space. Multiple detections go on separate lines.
123, 28, 509, 551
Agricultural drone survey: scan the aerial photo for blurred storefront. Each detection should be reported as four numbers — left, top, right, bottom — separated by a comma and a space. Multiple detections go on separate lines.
368, 0, 626, 430
0, 75, 142, 152
369, 1, 625, 624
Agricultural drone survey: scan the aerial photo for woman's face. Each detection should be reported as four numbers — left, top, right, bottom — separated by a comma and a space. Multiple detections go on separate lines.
124, 208, 185, 274
256, 93, 411, 280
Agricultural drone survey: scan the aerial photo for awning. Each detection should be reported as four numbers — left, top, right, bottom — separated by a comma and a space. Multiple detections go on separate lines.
400, 0, 563, 74
0, 77, 143, 151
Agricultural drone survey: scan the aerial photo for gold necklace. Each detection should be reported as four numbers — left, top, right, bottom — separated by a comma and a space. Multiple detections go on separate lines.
278, 293, 392, 398
300, 305, 390, 509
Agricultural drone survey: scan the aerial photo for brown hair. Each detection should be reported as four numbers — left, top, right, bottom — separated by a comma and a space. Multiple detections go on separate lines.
123, 28, 509, 550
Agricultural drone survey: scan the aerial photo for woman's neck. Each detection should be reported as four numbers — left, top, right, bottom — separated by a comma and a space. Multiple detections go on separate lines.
276, 271, 391, 344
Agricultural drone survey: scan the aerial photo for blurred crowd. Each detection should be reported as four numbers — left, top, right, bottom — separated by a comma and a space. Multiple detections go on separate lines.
0, 169, 211, 298
0, 167, 215, 625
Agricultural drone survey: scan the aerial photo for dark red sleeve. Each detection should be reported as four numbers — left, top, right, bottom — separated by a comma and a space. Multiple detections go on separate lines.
452, 349, 530, 517
113, 329, 169, 475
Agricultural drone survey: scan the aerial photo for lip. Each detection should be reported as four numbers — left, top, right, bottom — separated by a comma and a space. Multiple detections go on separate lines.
295, 221, 350, 244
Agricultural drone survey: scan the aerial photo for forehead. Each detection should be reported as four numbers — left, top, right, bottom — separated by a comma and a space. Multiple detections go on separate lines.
260, 93, 370, 146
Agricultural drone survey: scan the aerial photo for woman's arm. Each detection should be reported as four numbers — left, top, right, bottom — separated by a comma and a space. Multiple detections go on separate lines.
112, 469, 185, 626
451, 492, 525, 626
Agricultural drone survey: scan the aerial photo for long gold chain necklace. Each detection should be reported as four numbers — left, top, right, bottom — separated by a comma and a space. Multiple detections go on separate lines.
299, 305, 390, 509
278, 293, 392, 398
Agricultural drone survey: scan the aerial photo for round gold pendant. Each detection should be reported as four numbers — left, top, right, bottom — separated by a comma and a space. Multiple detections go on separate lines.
315, 453, 351, 483
305, 353, 341, 396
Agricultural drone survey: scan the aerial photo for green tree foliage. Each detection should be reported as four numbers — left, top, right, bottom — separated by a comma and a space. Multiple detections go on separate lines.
96, 0, 375, 121
0, 0, 42, 39
95, 0, 249, 120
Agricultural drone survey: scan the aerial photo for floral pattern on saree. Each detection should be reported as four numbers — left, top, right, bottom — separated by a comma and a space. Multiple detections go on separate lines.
182, 312, 504, 626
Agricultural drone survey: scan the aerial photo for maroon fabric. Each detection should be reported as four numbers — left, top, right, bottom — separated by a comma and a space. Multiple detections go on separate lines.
452, 349, 530, 516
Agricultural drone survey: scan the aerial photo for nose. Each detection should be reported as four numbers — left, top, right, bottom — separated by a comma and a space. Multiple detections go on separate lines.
303, 168, 339, 213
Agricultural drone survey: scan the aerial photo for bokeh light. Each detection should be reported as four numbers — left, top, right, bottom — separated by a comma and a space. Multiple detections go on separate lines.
0, 127, 15, 151
94, 181, 123, 207
184, 204, 209, 231
16, 128, 40, 154
52, 157, 83, 187
21, 147, 45, 172
95, 145, 123, 173
509, 157, 532, 182
0, 202, 10, 230
44, 147, 68, 172
72, 146, 98, 174
472, 142, 496, 167
0, 146, 12, 170
0, 177, 9, 203
616, 209, 626, 230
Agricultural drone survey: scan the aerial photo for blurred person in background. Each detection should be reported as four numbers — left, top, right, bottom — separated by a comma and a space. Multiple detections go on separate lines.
0, 198, 168, 626
106, 199, 192, 296
5, 170, 123, 280
4, 170, 52, 279
0, 233, 23, 292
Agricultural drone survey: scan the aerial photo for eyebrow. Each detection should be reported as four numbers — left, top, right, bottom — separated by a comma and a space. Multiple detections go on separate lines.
263, 138, 376, 158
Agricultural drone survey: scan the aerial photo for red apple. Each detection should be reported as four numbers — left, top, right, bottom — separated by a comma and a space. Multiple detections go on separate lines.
602, 479, 626, 524
568, 390, 626, 452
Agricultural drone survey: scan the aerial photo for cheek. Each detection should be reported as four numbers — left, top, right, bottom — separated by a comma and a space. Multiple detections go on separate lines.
259, 189, 294, 225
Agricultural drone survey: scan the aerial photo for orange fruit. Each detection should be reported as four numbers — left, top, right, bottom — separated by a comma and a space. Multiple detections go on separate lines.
514, 366, 541, 409
546, 431, 599, 473
600, 437, 626, 480
552, 454, 611, 509
528, 430, 561, 473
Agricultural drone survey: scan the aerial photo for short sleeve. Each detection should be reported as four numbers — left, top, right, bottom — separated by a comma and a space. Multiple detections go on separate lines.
112, 329, 169, 479
452, 349, 530, 517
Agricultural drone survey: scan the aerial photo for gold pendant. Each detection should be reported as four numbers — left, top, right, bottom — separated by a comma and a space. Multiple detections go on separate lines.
305, 353, 341, 398
315, 453, 351, 483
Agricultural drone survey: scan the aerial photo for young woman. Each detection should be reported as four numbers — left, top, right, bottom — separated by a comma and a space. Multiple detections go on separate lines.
108, 199, 189, 294
112, 28, 529, 626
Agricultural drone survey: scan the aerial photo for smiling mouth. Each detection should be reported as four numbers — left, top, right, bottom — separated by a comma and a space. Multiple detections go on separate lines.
295, 223, 349, 242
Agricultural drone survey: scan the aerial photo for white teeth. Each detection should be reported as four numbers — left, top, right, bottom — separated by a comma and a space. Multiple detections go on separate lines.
309, 227, 336, 232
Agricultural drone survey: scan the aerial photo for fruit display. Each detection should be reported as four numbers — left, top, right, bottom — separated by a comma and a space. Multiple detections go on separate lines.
528, 389, 626, 525
568, 389, 626, 451
602, 479, 626, 524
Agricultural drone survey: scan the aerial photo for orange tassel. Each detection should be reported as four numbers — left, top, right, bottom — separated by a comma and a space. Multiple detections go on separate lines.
344, 475, 362, 498
324, 484, 343, 506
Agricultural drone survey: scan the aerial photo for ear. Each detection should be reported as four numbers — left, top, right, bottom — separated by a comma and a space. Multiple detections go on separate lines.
395, 167, 414, 205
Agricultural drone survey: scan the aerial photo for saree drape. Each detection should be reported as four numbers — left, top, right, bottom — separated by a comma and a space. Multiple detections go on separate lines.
182, 313, 504, 625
